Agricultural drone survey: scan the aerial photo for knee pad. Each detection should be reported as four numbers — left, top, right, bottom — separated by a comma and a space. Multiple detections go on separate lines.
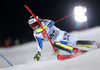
54, 42, 73, 53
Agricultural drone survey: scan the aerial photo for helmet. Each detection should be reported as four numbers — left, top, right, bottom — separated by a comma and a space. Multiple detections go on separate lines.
28, 16, 39, 27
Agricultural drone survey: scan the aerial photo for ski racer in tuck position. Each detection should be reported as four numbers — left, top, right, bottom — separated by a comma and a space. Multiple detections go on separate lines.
28, 15, 95, 61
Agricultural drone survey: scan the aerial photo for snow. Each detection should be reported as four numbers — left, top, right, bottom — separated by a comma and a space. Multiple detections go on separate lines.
0, 26, 100, 70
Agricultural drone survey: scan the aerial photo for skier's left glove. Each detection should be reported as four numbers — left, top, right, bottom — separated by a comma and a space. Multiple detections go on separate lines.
34, 51, 41, 62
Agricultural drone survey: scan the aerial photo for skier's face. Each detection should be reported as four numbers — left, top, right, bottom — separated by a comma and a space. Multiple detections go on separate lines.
32, 25, 39, 30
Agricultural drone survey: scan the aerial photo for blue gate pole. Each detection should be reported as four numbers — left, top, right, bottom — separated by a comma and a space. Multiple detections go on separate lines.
0, 53, 13, 67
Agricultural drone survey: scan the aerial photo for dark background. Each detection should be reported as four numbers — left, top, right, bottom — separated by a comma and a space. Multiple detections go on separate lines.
0, 0, 100, 46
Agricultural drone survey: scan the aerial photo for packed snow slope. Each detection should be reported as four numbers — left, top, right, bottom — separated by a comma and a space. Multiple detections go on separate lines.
0, 26, 100, 70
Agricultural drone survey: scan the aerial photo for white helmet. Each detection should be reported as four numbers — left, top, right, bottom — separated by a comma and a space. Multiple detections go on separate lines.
28, 16, 39, 25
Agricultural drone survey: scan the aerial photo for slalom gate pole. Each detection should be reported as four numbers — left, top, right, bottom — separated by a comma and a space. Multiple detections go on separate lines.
0, 53, 13, 67
24, 5, 59, 56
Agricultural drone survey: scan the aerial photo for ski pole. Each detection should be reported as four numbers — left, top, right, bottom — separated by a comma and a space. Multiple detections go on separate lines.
24, 5, 59, 56
55, 13, 74, 23
46, 13, 74, 28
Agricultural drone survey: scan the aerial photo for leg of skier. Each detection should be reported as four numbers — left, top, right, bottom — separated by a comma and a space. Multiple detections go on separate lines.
53, 31, 87, 54
76, 40, 96, 48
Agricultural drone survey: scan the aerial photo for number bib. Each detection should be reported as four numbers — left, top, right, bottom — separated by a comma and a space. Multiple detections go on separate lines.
42, 27, 59, 41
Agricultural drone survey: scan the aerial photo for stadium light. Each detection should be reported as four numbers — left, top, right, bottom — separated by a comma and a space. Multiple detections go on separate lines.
74, 6, 87, 22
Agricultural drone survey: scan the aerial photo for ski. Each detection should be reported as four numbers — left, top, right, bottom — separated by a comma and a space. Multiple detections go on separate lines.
57, 42, 100, 60
57, 53, 85, 60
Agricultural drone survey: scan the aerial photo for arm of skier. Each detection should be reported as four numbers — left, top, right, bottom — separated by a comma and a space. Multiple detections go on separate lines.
34, 36, 43, 61
36, 20, 55, 33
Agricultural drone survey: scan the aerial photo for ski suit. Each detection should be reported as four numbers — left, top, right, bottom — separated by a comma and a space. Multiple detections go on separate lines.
33, 19, 77, 52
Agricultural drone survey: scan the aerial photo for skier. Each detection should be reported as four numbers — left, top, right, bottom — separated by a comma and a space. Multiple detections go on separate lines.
28, 15, 95, 61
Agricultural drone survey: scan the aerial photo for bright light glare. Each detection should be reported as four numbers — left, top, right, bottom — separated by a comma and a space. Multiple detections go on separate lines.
74, 6, 84, 16
75, 15, 87, 22
74, 6, 87, 22
83, 16, 87, 22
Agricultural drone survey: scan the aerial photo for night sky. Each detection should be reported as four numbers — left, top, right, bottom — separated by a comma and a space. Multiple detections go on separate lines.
0, 0, 100, 43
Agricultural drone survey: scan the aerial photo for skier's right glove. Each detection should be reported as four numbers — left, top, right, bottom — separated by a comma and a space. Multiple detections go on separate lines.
34, 51, 41, 62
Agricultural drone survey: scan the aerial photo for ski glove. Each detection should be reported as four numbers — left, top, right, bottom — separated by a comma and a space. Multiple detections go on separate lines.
34, 51, 41, 62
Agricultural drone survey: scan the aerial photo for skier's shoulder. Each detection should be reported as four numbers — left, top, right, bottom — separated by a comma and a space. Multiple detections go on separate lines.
42, 19, 52, 24
41, 19, 53, 26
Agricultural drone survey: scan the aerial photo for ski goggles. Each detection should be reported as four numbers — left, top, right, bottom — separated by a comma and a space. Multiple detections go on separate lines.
30, 22, 38, 27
